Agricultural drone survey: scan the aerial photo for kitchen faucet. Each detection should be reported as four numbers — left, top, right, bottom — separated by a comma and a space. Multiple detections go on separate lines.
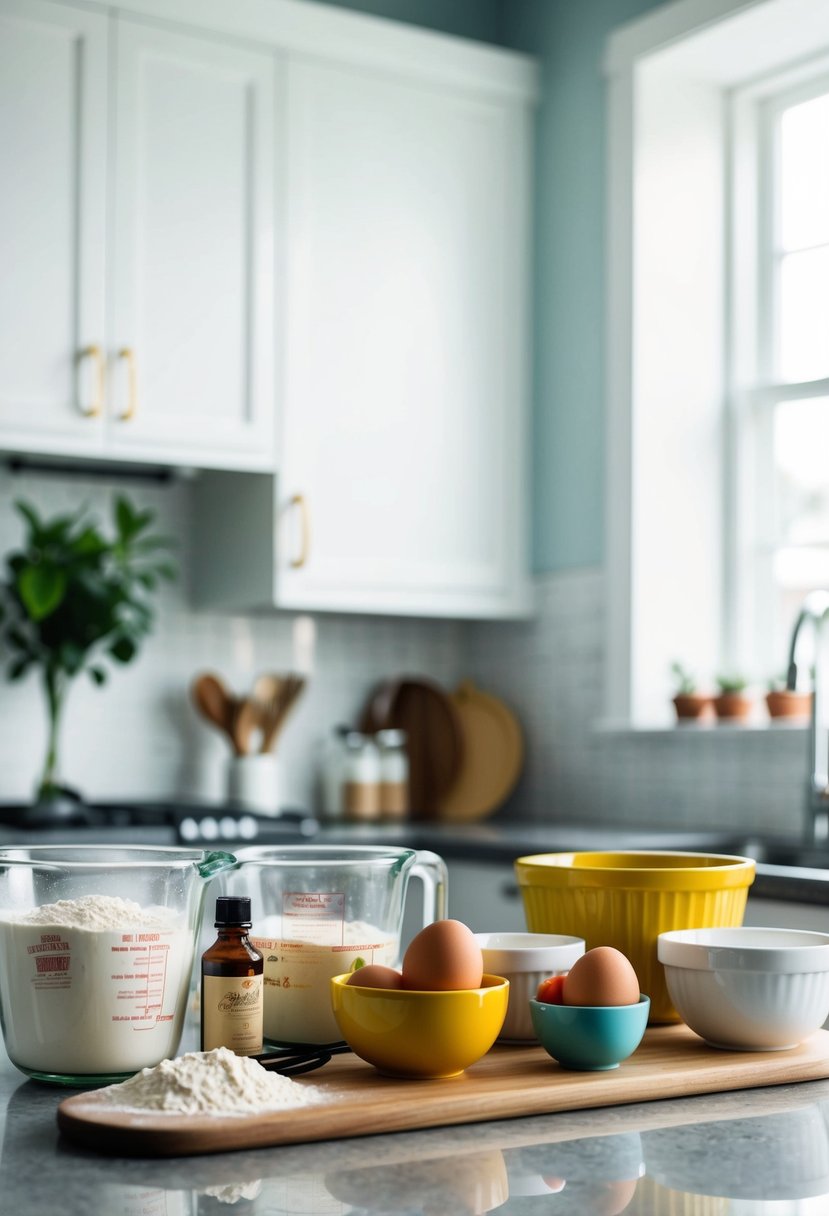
786, 589, 829, 843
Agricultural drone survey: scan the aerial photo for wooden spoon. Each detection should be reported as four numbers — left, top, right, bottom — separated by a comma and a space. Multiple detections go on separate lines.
231, 697, 262, 757
253, 673, 306, 752
191, 674, 237, 745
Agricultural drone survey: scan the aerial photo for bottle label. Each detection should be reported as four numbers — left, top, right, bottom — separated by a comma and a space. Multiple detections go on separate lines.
202, 974, 263, 1055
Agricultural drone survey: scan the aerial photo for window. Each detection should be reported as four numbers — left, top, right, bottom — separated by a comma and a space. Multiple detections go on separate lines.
734, 75, 829, 681
605, 0, 829, 727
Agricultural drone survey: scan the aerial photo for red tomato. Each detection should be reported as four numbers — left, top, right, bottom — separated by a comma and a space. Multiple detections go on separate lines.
536, 974, 567, 1004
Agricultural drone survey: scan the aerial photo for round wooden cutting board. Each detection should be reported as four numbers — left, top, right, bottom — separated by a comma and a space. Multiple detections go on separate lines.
360, 676, 464, 818
436, 680, 524, 822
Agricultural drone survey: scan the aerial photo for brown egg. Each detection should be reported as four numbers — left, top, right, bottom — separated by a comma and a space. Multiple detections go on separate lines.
562, 946, 640, 1007
345, 964, 404, 989
402, 919, 484, 991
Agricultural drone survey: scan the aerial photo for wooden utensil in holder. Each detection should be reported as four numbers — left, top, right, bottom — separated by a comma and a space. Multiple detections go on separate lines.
252, 673, 306, 753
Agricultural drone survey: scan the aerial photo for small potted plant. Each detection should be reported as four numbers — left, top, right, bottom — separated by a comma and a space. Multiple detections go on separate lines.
713, 674, 753, 722
670, 662, 712, 721
765, 675, 812, 721
0, 496, 175, 811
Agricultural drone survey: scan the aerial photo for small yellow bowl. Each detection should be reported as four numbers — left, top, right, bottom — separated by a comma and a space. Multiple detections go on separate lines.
514, 852, 755, 1023
330, 973, 509, 1078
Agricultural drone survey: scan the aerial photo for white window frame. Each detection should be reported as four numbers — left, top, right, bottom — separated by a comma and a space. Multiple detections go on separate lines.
604, 0, 829, 728
731, 60, 829, 685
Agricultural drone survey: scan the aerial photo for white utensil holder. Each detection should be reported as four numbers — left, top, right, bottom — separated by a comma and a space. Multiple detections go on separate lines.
227, 754, 279, 815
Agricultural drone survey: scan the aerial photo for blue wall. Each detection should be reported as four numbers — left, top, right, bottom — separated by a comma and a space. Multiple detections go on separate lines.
307, 0, 503, 43
316, 0, 666, 572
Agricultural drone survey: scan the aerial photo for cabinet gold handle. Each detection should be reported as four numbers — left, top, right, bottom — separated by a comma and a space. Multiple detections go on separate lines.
77, 344, 104, 417
289, 493, 311, 569
117, 347, 138, 421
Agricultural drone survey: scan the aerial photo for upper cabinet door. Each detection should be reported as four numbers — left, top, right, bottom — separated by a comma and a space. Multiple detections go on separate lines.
0, 0, 107, 449
277, 59, 532, 617
108, 21, 274, 468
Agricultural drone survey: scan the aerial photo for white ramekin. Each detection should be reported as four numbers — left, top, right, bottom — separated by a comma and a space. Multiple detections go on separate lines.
474, 931, 585, 1041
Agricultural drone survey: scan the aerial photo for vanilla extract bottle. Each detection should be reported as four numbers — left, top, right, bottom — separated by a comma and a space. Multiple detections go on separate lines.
201, 896, 264, 1056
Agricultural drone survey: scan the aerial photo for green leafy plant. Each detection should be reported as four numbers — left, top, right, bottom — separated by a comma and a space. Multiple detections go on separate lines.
670, 661, 697, 695
0, 496, 176, 802
716, 674, 748, 694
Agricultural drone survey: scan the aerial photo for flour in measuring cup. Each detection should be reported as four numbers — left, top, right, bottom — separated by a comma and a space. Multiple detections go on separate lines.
0, 895, 194, 1076
251, 915, 397, 1044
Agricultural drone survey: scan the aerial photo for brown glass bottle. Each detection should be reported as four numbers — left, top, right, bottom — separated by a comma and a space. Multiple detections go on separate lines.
201, 896, 264, 1056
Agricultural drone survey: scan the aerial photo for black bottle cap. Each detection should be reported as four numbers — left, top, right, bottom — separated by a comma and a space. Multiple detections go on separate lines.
214, 896, 252, 926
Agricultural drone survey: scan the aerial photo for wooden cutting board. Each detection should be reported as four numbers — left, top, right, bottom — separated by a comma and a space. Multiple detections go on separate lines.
437, 680, 524, 822
359, 676, 464, 817
57, 1025, 829, 1157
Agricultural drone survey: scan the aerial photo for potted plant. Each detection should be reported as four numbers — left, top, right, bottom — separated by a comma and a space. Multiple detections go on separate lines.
670, 662, 712, 721
713, 675, 753, 722
765, 675, 813, 721
0, 496, 175, 808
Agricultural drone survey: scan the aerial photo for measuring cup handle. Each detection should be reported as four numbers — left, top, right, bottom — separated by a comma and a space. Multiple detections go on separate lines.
411, 850, 448, 926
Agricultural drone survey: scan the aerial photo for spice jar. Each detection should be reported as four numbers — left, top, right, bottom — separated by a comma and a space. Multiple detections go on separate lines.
376, 729, 409, 821
342, 732, 381, 822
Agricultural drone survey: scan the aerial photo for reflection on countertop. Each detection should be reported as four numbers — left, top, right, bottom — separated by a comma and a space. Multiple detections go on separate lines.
4, 1023, 829, 1216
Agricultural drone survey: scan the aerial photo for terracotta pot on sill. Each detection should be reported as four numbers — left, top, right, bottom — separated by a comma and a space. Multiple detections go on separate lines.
765, 690, 813, 720
713, 692, 753, 722
672, 693, 712, 721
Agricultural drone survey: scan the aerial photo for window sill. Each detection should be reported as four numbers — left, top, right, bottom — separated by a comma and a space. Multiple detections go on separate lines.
593, 719, 808, 739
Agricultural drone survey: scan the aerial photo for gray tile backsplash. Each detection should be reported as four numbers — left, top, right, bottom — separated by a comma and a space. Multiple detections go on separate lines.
467, 569, 808, 837
0, 470, 808, 835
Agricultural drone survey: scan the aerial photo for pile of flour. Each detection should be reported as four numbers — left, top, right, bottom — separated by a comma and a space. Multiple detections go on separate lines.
102, 1047, 323, 1115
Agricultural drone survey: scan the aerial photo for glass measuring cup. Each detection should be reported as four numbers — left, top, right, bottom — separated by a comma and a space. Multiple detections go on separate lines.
230, 845, 448, 1045
0, 845, 236, 1085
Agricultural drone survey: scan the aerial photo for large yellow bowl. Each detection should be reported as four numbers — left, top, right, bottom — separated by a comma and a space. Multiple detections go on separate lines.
330, 973, 509, 1078
514, 852, 755, 1023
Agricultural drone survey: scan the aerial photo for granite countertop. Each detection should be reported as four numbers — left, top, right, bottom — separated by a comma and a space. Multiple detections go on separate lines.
5, 1021, 829, 1215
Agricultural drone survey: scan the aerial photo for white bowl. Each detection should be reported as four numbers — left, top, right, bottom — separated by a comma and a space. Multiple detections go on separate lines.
474, 931, 584, 1041
658, 927, 829, 1050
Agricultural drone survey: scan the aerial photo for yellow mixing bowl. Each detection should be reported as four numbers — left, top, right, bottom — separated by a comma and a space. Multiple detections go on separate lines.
514, 852, 755, 1022
330, 973, 509, 1078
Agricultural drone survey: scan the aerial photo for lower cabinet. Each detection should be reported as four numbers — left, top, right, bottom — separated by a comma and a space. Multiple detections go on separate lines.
443, 861, 527, 933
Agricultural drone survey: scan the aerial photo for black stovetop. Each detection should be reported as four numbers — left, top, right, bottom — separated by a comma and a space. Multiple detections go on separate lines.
0, 799, 319, 846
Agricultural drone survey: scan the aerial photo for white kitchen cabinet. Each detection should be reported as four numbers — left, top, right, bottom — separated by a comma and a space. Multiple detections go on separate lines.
192, 49, 535, 619
106, 20, 274, 466
0, 4, 274, 472
0, 0, 107, 448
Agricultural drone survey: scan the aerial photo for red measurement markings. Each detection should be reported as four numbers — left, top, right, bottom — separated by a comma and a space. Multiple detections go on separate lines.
131, 940, 171, 1028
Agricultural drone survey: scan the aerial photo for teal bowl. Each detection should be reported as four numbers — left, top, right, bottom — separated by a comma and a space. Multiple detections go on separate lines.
529, 996, 650, 1071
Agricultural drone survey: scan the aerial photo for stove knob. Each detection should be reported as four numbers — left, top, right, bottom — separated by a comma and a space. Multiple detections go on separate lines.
199, 816, 219, 840
238, 815, 258, 839
180, 817, 199, 842
219, 816, 237, 839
